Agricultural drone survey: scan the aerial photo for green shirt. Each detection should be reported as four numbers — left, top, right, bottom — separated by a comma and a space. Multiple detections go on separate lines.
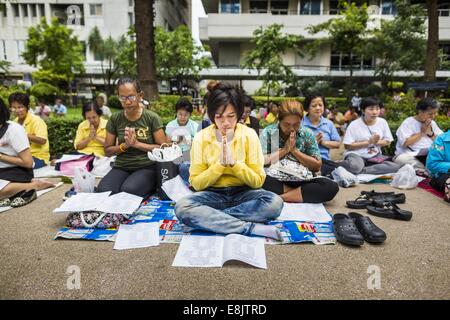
106, 109, 163, 169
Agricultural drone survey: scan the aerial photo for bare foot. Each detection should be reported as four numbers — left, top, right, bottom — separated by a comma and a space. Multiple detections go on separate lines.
32, 179, 56, 191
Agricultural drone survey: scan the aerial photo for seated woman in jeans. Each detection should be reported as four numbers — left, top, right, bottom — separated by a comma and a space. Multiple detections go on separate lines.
175, 82, 284, 240
426, 129, 450, 203
97, 78, 166, 198
260, 100, 339, 203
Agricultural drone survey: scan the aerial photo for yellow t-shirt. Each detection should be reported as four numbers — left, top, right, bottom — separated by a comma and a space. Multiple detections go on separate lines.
74, 118, 107, 157
189, 123, 266, 191
15, 112, 50, 163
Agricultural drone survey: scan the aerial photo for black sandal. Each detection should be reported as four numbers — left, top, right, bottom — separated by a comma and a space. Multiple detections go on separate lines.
332, 214, 364, 246
366, 201, 412, 221
348, 212, 387, 243
0, 190, 26, 207
346, 192, 406, 209
10, 189, 37, 208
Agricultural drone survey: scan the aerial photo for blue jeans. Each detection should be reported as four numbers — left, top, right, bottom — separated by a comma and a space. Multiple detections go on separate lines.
179, 161, 190, 184
33, 157, 46, 169
174, 186, 284, 235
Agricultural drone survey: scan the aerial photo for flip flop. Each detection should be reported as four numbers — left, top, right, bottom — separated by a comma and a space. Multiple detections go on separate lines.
444, 178, 450, 204
348, 212, 387, 243
360, 190, 395, 197
346, 193, 406, 209
332, 213, 364, 246
366, 201, 412, 221
10, 189, 37, 208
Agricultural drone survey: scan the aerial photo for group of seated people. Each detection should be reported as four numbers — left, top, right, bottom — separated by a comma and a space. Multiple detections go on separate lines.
0, 78, 449, 238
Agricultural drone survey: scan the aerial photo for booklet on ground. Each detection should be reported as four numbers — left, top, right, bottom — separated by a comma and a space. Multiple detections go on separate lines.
53, 191, 143, 215
172, 234, 267, 269
161, 175, 193, 202
113, 222, 160, 250
277, 203, 331, 223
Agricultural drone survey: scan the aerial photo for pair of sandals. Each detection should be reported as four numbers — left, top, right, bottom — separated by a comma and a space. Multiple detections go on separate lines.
346, 190, 412, 221
333, 212, 387, 246
0, 189, 37, 208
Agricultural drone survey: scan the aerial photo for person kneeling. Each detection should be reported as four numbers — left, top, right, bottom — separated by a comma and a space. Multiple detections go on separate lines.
174, 83, 284, 240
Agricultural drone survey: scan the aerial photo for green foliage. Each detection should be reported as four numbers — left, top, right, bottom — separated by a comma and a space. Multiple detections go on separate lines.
243, 24, 304, 99
0, 85, 27, 105
22, 17, 85, 88
366, 1, 426, 89
384, 90, 417, 122
108, 95, 122, 110
251, 96, 347, 109
45, 117, 83, 157
29, 82, 61, 99
88, 27, 135, 95
0, 60, 11, 74
361, 84, 383, 98
155, 25, 211, 85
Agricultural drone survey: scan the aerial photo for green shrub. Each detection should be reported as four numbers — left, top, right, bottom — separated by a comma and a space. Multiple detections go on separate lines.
108, 95, 122, 109
46, 117, 83, 157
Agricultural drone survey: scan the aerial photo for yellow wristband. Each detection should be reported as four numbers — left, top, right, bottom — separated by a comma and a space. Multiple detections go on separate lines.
119, 143, 127, 153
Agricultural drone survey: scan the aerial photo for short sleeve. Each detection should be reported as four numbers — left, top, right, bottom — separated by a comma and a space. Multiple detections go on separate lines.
382, 119, 394, 142
396, 120, 415, 147
150, 113, 163, 132
33, 118, 48, 139
329, 122, 341, 142
303, 128, 321, 160
10, 124, 30, 153
106, 115, 117, 136
343, 121, 357, 145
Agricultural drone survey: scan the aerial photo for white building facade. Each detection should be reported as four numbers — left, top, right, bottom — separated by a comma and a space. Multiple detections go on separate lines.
199, 0, 450, 93
0, 0, 191, 90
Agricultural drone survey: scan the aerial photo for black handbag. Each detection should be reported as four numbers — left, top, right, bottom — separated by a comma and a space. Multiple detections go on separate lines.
0, 122, 34, 183
156, 160, 180, 200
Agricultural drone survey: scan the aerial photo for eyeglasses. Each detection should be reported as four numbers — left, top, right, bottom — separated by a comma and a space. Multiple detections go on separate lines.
118, 95, 138, 102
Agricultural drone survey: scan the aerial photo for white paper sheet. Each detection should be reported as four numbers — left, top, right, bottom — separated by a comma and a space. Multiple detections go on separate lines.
53, 192, 111, 213
356, 173, 396, 183
172, 234, 267, 269
96, 192, 143, 215
277, 202, 331, 223
55, 154, 86, 163
113, 222, 160, 250
222, 234, 267, 269
161, 175, 193, 202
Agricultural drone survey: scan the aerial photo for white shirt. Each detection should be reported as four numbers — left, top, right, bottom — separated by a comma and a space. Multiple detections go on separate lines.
0, 121, 30, 168
395, 116, 443, 156
101, 105, 112, 118
343, 117, 393, 159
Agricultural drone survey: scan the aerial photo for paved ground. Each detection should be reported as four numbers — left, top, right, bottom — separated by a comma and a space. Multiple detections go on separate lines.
0, 177, 449, 300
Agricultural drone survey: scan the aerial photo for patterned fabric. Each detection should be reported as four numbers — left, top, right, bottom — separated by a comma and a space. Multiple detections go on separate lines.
66, 212, 132, 229
260, 124, 322, 161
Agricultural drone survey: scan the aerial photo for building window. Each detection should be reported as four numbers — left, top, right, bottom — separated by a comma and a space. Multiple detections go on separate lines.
439, 43, 450, 69
22, 4, 29, 17
129, 0, 134, 7
128, 12, 134, 27
12, 4, 20, 17
329, 0, 340, 14
300, 0, 321, 15
271, 0, 289, 15
381, 0, 397, 15
330, 51, 373, 71
90, 4, 102, 16
220, 0, 240, 13
0, 40, 7, 60
17, 40, 25, 62
249, 0, 268, 13
438, 2, 450, 16
31, 5, 37, 17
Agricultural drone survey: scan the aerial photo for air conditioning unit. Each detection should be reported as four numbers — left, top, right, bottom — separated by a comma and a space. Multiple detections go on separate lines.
368, 5, 379, 15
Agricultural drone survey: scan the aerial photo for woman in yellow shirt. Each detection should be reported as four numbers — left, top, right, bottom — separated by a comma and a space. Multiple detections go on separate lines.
174, 82, 284, 240
74, 102, 107, 157
264, 101, 279, 124
9, 92, 50, 169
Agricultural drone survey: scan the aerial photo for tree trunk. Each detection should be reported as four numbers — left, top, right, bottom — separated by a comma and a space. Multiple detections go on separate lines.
424, 0, 439, 82
134, 0, 158, 100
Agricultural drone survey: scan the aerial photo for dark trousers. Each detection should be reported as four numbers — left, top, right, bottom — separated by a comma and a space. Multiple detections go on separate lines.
430, 173, 450, 193
97, 165, 157, 198
262, 176, 339, 203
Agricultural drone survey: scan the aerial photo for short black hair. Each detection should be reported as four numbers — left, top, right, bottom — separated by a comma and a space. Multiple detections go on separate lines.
82, 101, 103, 118
207, 82, 244, 124
116, 77, 142, 93
175, 98, 193, 114
8, 92, 30, 110
416, 98, 439, 112
303, 93, 327, 111
0, 97, 11, 126
242, 95, 255, 110
360, 97, 380, 111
